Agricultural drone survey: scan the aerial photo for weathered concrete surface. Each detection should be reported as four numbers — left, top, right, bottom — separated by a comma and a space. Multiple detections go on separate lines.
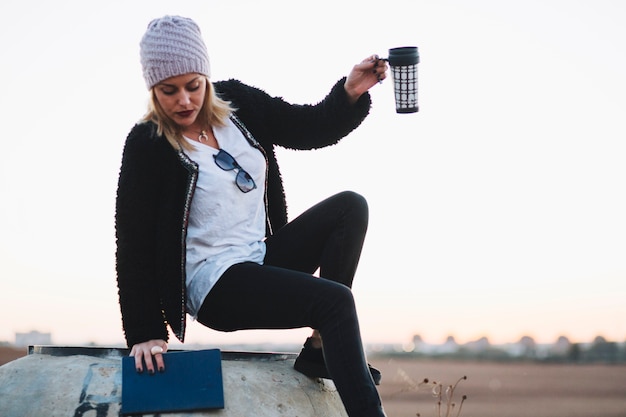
0, 347, 348, 417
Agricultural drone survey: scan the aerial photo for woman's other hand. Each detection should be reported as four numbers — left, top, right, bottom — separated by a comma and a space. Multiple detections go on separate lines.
130, 339, 168, 374
344, 55, 388, 104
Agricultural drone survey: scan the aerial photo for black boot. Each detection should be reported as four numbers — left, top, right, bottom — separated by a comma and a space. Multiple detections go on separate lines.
293, 337, 381, 385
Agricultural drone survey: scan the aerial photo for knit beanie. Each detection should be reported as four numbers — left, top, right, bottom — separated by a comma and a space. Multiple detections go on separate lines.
140, 15, 211, 89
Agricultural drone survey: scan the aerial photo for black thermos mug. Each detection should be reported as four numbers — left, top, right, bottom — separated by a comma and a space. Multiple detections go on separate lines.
388, 46, 419, 113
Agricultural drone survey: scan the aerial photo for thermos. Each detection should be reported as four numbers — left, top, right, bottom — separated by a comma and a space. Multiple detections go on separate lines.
387, 46, 419, 113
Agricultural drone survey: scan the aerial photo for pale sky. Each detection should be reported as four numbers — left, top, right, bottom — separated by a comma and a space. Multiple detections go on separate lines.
1, 0, 624, 348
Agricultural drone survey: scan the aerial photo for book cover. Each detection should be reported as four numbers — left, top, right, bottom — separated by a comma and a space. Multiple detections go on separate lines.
121, 348, 224, 415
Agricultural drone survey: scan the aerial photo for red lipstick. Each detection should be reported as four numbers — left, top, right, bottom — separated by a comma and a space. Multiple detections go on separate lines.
177, 110, 194, 118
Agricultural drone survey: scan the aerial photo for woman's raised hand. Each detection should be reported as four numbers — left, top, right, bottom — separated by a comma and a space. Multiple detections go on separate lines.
344, 55, 388, 104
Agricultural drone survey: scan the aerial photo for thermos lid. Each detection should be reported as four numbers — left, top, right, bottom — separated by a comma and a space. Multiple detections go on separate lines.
388, 46, 419, 66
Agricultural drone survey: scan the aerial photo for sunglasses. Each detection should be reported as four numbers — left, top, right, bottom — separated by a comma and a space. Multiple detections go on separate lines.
213, 149, 257, 193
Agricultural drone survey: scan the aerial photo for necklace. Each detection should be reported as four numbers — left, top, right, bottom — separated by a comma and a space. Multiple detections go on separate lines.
185, 128, 210, 143
198, 130, 209, 143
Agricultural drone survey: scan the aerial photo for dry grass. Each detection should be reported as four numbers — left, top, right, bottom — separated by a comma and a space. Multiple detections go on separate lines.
369, 357, 626, 417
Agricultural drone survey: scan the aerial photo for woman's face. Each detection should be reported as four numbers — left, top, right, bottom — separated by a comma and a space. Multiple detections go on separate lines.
153, 73, 207, 128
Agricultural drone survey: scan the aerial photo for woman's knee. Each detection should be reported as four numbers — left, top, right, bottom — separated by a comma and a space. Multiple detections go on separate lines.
315, 283, 359, 333
325, 282, 357, 315
338, 190, 368, 210
337, 190, 368, 226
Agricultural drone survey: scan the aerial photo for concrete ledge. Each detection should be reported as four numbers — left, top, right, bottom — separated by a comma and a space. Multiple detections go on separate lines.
0, 346, 348, 417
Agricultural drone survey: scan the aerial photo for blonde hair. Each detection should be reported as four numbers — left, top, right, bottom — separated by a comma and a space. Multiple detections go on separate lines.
142, 76, 235, 151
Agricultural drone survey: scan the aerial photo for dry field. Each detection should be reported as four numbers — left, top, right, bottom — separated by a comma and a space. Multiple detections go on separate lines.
0, 346, 27, 365
369, 357, 626, 417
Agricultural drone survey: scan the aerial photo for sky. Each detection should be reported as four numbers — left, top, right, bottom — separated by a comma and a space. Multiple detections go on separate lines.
1, 0, 625, 349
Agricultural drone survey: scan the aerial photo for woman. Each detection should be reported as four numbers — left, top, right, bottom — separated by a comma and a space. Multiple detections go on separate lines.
116, 15, 388, 417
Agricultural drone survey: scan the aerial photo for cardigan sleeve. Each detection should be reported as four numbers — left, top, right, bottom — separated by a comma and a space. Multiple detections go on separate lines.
115, 124, 170, 347
215, 77, 371, 151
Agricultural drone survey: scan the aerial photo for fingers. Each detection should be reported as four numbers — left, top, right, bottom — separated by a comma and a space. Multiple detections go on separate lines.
129, 340, 168, 374
357, 55, 388, 83
152, 344, 167, 373
370, 55, 389, 83
363, 54, 380, 64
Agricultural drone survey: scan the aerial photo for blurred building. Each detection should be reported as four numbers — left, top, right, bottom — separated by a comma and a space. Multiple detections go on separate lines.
15, 331, 52, 347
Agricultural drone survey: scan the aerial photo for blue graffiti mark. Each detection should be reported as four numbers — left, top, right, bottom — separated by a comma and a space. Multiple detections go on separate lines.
73, 362, 122, 417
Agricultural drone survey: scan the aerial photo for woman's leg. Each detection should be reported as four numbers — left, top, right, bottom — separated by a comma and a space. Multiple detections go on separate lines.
264, 190, 368, 288
197, 262, 385, 417
264, 191, 380, 383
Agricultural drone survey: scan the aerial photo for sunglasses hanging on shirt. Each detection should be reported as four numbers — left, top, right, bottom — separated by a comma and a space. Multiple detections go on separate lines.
213, 149, 257, 193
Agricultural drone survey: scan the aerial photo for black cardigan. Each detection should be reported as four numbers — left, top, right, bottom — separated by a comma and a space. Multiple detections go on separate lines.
115, 77, 371, 347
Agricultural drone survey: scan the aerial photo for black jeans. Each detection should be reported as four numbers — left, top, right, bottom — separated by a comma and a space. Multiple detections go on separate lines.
197, 191, 385, 417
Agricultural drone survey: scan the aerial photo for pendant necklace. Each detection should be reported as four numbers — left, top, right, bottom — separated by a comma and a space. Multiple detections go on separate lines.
198, 130, 209, 143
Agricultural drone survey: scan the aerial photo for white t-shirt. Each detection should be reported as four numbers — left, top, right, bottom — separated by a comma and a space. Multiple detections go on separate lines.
183, 118, 267, 318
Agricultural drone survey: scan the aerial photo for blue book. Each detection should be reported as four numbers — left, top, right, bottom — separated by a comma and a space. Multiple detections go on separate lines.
121, 349, 224, 415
